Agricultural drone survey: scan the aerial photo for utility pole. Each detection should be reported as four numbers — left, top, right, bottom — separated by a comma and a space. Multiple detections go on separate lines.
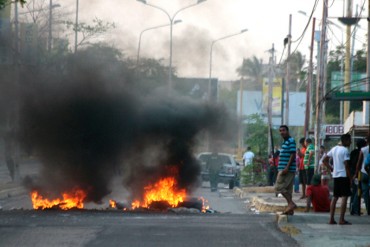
285, 14, 292, 125
268, 44, 275, 156
350, 5, 359, 78
304, 17, 316, 138
48, 0, 53, 52
315, 0, 328, 173
343, 0, 352, 121
237, 77, 244, 160
364, 0, 370, 125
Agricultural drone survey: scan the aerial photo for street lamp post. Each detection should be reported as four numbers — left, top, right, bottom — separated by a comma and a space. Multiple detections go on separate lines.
136, 20, 182, 67
136, 0, 206, 92
48, 0, 53, 52
208, 29, 248, 101
75, 0, 79, 53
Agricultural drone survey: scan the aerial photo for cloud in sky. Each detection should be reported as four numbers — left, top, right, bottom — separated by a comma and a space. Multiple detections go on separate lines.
63, 0, 366, 80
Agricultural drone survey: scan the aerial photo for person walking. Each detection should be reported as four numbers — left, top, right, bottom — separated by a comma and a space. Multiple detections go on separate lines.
323, 133, 352, 225
274, 125, 297, 215
243, 147, 255, 166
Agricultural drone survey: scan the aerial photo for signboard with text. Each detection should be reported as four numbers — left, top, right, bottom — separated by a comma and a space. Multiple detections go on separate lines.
325, 125, 344, 136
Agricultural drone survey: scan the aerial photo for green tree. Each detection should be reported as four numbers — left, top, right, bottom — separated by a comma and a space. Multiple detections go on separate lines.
236, 56, 264, 90
65, 18, 116, 50
0, 0, 26, 9
280, 51, 307, 92
243, 114, 272, 156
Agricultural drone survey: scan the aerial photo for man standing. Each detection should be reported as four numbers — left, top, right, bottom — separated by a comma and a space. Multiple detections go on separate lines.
304, 138, 315, 186
349, 138, 366, 215
208, 151, 223, 192
323, 133, 352, 225
275, 125, 297, 215
243, 147, 255, 166
353, 136, 370, 215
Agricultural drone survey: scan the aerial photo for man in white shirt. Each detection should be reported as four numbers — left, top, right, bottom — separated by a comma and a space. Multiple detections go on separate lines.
323, 133, 352, 225
243, 147, 255, 166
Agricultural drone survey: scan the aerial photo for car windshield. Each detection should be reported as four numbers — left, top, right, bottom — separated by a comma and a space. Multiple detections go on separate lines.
199, 154, 232, 165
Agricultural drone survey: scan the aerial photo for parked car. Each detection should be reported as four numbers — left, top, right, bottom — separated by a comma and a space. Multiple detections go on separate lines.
197, 152, 241, 189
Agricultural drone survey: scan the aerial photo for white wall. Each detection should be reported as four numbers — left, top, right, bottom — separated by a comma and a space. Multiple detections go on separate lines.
237, 90, 306, 127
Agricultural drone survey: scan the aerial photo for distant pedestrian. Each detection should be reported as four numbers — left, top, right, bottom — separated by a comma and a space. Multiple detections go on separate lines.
303, 138, 315, 186
208, 151, 223, 192
353, 135, 370, 215
350, 138, 367, 215
323, 133, 352, 225
298, 138, 307, 199
274, 125, 297, 215
305, 174, 331, 212
294, 149, 300, 193
268, 151, 279, 186
318, 145, 330, 186
243, 147, 255, 166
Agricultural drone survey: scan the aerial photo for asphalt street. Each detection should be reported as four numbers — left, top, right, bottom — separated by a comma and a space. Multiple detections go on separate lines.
0, 210, 298, 247
0, 167, 298, 247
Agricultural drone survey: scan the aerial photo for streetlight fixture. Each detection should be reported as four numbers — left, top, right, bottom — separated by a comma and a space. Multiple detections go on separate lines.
136, 20, 182, 67
208, 29, 248, 101
136, 0, 206, 92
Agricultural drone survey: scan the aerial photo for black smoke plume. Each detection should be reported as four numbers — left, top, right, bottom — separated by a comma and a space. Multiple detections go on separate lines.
17, 48, 237, 203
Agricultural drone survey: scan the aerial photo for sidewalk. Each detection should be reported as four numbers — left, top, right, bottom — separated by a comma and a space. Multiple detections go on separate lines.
235, 186, 370, 247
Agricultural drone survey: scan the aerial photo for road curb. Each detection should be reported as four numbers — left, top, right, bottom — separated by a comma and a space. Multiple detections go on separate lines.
0, 186, 27, 200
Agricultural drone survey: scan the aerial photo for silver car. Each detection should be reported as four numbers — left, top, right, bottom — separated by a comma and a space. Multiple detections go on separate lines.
197, 152, 241, 189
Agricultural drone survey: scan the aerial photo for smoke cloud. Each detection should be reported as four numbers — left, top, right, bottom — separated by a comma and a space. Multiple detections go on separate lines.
18, 49, 237, 203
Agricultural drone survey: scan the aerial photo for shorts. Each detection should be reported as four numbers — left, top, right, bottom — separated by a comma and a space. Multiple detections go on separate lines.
299, 170, 307, 185
306, 168, 314, 185
333, 177, 351, 197
275, 171, 295, 195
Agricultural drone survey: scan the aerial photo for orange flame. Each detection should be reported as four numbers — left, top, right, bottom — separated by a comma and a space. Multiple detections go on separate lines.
31, 189, 87, 210
199, 197, 210, 213
109, 199, 117, 209
131, 176, 186, 209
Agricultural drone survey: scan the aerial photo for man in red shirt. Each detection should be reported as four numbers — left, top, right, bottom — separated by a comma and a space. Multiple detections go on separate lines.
305, 174, 331, 212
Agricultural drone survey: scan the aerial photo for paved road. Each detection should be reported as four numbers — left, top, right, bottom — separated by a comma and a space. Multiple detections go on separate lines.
0, 177, 298, 247
0, 210, 297, 247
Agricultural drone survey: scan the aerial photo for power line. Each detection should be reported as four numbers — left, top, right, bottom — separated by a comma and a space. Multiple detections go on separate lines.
278, 45, 286, 65
289, 0, 320, 57
292, 0, 319, 43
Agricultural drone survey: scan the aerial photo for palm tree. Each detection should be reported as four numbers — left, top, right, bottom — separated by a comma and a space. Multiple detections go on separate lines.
236, 56, 264, 90
280, 51, 307, 91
